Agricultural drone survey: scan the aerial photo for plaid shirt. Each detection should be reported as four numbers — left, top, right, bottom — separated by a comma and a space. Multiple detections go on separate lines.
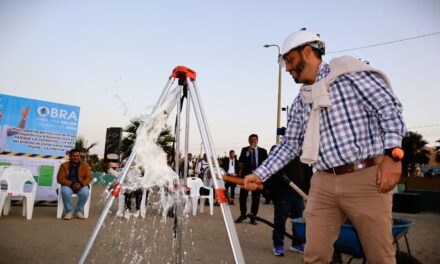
256, 62, 406, 181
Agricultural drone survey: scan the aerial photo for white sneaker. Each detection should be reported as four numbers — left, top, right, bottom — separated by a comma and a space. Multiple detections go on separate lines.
132, 210, 140, 218
76, 212, 86, 219
63, 212, 73, 220
123, 209, 131, 220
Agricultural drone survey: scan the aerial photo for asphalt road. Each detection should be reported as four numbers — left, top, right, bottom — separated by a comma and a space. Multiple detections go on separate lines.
0, 185, 438, 264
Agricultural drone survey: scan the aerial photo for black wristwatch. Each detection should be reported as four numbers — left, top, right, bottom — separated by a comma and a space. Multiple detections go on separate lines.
384, 147, 404, 161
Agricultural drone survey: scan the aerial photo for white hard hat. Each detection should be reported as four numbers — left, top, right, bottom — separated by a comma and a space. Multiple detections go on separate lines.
279, 28, 325, 67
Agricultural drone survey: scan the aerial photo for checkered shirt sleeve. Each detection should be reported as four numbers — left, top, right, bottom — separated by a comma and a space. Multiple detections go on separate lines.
255, 63, 406, 181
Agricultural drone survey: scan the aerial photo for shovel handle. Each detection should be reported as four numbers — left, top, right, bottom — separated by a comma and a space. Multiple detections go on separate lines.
222, 175, 264, 190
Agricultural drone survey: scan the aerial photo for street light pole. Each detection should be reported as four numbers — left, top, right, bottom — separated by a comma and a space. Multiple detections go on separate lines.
263, 44, 282, 144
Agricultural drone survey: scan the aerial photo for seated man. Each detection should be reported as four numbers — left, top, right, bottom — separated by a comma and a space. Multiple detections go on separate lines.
57, 148, 92, 220
109, 164, 147, 219
121, 165, 146, 219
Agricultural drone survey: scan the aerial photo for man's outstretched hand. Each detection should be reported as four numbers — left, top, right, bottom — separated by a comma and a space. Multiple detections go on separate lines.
243, 173, 262, 191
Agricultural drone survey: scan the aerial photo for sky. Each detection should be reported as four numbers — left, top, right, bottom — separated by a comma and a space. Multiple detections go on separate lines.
1, 0, 439, 157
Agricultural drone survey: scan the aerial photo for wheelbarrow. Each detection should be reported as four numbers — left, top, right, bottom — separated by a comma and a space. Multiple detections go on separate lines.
255, 174, 420, 263
292, 217, 421, 264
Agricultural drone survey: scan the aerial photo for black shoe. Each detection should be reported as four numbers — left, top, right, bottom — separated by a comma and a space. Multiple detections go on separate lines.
229, 201, 235, 205
235, 215, 247, 223
167, 211, 175, 218
214, 202, 220, 206
249, 214, 258, 225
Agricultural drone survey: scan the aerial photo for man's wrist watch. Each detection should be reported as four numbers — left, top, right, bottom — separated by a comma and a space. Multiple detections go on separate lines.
384, 147, 404, 161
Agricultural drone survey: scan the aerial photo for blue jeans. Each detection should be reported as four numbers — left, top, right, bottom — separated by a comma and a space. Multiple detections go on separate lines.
61, 185, 89, 214
272, 192, 304, 247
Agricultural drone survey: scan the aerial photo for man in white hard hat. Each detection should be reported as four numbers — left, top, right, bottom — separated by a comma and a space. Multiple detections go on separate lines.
244, 28, 406, 263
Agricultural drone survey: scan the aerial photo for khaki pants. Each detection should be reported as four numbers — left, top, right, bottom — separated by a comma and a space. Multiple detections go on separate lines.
303, 165, 395, 264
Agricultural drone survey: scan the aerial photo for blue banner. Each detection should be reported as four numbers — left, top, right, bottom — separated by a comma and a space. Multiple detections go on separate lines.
0, 94, 80, 156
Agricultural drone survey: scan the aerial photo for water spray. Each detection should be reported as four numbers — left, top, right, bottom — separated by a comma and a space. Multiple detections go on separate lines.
79, 66, 245, 264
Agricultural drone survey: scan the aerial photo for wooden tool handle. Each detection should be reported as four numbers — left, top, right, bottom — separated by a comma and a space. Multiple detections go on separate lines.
222, 175, 263, 190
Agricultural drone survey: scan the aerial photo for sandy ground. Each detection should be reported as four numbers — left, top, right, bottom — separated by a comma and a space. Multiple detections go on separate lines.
0, 185, 439, 264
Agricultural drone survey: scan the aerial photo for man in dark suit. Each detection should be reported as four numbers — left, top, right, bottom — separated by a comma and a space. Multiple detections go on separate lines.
235, 134, 268, 225
221, 150, 239, 205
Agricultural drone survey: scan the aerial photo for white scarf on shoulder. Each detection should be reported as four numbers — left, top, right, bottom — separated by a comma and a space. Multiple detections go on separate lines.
299, 56, 393, 165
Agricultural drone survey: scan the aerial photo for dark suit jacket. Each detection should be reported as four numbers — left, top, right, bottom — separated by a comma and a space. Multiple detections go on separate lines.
265, 156, 312, 200
221, 157, 239, 176
238, 146, 268, 178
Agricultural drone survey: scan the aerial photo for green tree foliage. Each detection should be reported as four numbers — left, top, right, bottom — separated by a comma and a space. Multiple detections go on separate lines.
401, 131, 430, 177
75, 135, 98, 163
92, 160, 109, 173
88, 154, 99, 164
435, 139, 440, 163
120, 120, 139, 160
120, 119, 175, 161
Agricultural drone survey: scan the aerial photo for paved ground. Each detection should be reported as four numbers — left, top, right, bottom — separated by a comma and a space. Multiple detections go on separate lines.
0, 185, 439, 264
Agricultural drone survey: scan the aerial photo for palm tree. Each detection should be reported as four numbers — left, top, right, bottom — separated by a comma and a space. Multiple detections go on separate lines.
75, 136, 98, 163
120, 120, 140, 160
401, 131, 430, 177
156, 127, 175, 162
435, 139, 440, 163
120, 119, 175, 160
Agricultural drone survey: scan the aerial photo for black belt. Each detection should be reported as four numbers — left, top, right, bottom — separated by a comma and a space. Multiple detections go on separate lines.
323, 157, 382, 175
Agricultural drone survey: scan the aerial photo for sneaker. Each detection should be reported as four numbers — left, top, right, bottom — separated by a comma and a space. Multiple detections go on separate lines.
123, 209, 131, 220
63, 212, 73, 220
116, 211, 123, 218
132, 210, 140, 218
76, 212, 86, 219
289, 244, 305, 254
234, 215, 247, 223
273, 246, 285, 256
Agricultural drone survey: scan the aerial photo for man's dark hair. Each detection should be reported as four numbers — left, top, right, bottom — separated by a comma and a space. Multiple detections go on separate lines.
248, 134, 258, 140
296, 44, 323, 60
70, 148, 80, 155
229, 150, 235, 153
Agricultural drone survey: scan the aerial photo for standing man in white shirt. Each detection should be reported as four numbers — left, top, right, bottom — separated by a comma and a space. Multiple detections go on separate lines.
195, 153, 209, 179
221, 150, 239, 205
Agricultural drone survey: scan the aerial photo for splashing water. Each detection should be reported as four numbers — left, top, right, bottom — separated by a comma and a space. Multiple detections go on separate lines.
114, 94, 130, 116
132, 85, 183, 216
90, 85, 194, 263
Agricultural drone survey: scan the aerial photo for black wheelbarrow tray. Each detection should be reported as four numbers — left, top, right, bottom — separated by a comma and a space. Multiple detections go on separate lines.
292, 218, 421, 263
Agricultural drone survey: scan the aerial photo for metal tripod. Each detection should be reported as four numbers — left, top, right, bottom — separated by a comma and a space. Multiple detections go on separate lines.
79, 66, 245, 264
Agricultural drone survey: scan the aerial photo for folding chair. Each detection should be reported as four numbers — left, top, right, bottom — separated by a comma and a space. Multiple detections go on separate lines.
57, 184, 92, 219
186, 177, 214, 215
0, 166, 37, 220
